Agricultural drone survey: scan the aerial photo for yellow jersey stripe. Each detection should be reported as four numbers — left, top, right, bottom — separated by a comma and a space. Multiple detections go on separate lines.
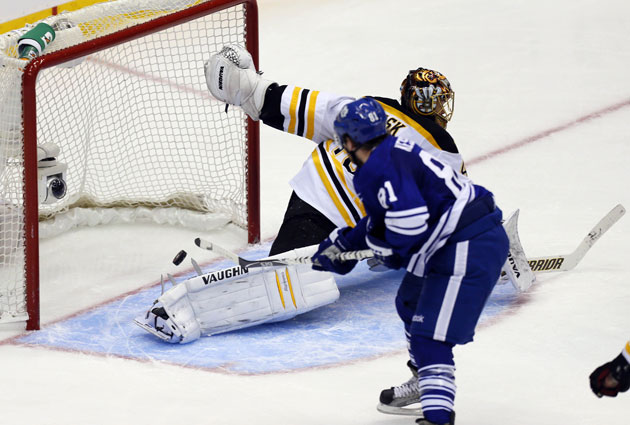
287, 87, 302, 134
312, 147, 355, 227
377, 100, 440, 150
325, 140, 366, 216
305, 90, 320, 140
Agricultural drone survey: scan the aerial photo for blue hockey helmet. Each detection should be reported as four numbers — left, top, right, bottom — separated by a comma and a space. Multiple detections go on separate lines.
333, 98, 388, 148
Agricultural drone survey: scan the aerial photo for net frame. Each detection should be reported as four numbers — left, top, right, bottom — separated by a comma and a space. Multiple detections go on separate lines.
15, 0, 260, 330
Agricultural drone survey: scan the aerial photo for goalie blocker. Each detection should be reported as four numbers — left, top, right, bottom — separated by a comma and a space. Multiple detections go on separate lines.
134, 245, 339, 343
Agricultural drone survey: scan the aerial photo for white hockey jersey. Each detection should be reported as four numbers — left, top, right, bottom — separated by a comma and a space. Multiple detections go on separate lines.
260, 85, 466, 228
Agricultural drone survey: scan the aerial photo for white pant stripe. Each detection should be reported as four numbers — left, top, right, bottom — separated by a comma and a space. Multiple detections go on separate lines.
433, 241, 468, 341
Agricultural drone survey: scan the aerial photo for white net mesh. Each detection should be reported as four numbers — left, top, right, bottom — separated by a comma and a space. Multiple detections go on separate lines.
0, 0, 256, 324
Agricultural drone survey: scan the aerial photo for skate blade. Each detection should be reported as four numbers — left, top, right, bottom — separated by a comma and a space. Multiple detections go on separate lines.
376, 403, 423, 417
133, 317, 172, 342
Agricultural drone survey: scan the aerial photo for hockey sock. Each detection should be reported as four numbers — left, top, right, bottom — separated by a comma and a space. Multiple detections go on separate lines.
411, 336, 456, 424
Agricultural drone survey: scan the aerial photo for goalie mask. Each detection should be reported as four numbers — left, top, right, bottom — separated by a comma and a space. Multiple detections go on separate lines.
400, 67, 454, 128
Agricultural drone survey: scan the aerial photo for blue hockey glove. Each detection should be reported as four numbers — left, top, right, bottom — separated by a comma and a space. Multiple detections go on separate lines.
312, 227, 359, 275
365, 234, 403, 270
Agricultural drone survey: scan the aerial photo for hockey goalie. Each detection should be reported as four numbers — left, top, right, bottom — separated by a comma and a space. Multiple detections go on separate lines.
134, 245, 340, 343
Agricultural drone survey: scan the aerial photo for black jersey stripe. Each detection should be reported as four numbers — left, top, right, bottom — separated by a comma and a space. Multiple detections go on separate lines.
297, 88, 310, 137
317, 143, 362, 223
259, 83, 286, 131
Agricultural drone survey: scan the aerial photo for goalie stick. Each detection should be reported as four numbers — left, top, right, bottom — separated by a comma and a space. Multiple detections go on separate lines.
524, 203, 625, 273
194, 237, 372, 270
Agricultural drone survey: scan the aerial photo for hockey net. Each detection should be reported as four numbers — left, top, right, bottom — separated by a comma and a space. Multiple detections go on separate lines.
0, 0, 260, 329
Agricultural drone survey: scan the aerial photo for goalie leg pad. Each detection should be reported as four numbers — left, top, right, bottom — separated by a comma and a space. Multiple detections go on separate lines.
188, 263, 339, 336
204, 44, 273, 120
136, 245, 339, 343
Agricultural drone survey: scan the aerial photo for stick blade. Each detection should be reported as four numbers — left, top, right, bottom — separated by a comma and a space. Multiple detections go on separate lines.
502, 209, 536, 291
528, 204, 625, 273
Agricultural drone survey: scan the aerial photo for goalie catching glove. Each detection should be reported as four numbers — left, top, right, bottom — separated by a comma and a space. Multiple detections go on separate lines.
204, 44, 274, 120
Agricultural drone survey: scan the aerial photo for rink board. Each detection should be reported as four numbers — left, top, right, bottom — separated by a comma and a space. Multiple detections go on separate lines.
15, 244, 520, 374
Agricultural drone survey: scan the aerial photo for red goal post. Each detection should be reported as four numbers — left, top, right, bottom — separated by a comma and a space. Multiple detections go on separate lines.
0, 0, 260, 330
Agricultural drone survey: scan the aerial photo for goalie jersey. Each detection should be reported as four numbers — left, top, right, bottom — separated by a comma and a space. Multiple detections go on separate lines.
260, 85, 466, 228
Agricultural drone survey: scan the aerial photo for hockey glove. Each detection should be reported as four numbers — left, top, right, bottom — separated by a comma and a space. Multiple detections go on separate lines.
589, 353, 630, 397
365, 234, 403, 271
204, 44, 274, 120
312, 227, 359, 275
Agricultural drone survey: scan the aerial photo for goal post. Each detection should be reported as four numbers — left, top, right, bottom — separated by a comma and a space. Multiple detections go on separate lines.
1, 0, 261, 330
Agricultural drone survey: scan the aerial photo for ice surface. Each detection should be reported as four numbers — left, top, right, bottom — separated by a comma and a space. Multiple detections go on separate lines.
1, 1, 629, 424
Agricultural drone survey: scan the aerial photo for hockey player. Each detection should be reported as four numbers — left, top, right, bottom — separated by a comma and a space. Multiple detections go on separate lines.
204, 45, 463, 257
590, 340, 630, 397
311, 98, 509, 425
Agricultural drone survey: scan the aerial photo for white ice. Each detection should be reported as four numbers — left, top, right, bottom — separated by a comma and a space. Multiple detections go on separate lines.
1, 0, 629, 424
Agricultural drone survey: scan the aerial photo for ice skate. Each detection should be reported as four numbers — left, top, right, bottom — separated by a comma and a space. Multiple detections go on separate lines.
376, 361, 423, 416
134, 301, 182, 343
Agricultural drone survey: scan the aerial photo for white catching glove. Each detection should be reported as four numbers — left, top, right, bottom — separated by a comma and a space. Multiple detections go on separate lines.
204, 44, 274, 121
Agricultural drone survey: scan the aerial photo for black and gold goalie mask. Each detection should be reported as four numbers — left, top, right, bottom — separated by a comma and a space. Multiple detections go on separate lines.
400, 67, 454, 128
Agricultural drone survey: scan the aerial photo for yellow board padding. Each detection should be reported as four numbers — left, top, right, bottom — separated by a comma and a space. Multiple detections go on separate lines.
0, 1, 109, 33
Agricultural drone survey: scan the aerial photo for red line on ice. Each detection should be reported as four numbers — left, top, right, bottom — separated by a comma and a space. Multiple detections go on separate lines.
467, 98, 630, 166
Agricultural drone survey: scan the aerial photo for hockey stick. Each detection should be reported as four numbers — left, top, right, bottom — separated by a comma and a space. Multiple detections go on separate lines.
196, 203, 624, 273
194, 237, 372, 270
525, 204, 625, 272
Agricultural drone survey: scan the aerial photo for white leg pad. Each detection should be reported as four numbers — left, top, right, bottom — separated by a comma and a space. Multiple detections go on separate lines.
191, 264, 339, 336
157, 283, 202, 343
150, 245, 339, 341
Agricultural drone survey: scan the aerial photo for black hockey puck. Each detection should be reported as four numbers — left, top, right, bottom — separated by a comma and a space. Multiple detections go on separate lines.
172, 250, 187, 265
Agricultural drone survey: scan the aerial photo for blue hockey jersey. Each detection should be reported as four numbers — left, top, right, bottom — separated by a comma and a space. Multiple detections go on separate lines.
354, 135, 495, 277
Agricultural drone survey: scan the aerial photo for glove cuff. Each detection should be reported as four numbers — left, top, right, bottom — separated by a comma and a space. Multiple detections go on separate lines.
330, 226, 369, 252
611, 353, 630, 381
365, 234, 394, 257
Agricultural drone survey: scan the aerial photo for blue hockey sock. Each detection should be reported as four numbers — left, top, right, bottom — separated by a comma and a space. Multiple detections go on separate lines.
411, 336, 456, 424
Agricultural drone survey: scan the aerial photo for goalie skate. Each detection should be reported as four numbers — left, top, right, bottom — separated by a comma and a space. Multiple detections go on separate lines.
134, 302, 183, 343
377, 361, 423, 416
